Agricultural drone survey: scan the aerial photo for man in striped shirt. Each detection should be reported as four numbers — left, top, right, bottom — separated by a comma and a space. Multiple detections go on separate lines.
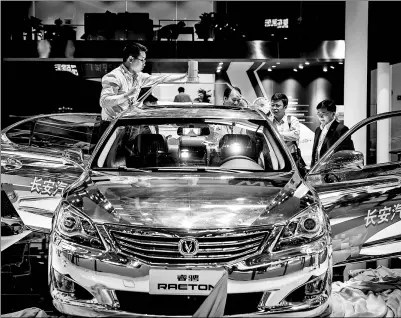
99, 42, 187, 121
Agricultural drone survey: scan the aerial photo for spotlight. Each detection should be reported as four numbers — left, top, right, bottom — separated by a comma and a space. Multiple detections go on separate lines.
293, 68, 298, 72
323, 66, 328, 72
299, 64, 304, 69
305, 61, 310, 65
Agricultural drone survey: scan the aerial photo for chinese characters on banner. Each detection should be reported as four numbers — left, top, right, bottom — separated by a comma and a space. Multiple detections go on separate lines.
365, 204, 401, 227
30, 177, 68, 196
83, 63, 115, 78
54, 64, 79, 76
264, 18, 289, 29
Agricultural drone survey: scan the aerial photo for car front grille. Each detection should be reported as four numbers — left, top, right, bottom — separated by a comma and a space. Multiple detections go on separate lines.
105, 225, 270, 266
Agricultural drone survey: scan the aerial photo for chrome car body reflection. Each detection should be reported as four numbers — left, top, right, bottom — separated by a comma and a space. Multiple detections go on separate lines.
2, 107, 400, 317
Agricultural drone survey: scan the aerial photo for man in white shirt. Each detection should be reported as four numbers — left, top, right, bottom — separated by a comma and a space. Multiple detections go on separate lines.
311, 99, 354, 167
268, 93, 300, 155
99, 42, 187, 121
173, 87, 192, 103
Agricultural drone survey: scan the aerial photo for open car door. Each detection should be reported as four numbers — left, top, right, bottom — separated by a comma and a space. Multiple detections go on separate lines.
306, 110, 401, 266
1, 113, 101, 234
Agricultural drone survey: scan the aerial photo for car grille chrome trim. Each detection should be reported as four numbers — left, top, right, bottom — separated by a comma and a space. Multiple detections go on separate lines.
105, 225, 271, 266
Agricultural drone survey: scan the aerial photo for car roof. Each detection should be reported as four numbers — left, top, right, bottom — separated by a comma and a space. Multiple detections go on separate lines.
120, 104, 266, 121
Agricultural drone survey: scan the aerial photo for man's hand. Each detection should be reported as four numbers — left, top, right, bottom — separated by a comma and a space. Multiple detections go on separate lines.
126, 86, 140, 99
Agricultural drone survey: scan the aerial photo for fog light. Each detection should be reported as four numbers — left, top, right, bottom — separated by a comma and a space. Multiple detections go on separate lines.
52, 268, 75, 293
305, 271, 327, 296
52, 268, 94, 300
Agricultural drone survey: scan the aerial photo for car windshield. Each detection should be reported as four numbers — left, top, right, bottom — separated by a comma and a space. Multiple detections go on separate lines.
92, 116, 292, 173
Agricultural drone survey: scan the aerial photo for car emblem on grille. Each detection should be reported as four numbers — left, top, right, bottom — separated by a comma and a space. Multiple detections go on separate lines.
178, 237, 199, 256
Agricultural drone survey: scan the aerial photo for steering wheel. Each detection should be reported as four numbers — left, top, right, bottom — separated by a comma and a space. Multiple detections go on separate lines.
220, 155, 256, 165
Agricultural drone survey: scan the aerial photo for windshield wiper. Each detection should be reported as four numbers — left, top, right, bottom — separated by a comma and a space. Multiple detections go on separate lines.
201, 167, 252, 173
118, 166, 152, 173
96, 166, 152, 173
141, 167, 252, 173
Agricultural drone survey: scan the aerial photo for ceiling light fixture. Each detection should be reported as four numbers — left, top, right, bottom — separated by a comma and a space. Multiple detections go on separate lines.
276, 62, 280, 65
216, 70, 221, 73
305, 61, 310, 65
339, 61, 343, 64
268, 68, 272, 72
293, 68, 298, 72
219, 62, 223, 65
272, 65, 276, 68
323, 66, 328, 72
284, 37, 288, 40
299, 64, 304, 69
330, 66, 335, 69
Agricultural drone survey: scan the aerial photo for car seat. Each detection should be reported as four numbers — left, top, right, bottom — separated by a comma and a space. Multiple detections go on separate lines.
134, 133, 168, 155
131, 133, 171, 167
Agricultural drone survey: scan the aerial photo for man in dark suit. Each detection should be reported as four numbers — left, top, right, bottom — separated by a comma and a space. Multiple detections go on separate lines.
311, 100, 354, 167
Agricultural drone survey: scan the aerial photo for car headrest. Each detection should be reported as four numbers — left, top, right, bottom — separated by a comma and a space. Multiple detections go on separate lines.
134, 134, 167, 154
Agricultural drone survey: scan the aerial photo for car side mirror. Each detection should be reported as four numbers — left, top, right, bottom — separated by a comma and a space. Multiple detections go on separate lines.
324, 150, 364, 171
63, 148, 84, 166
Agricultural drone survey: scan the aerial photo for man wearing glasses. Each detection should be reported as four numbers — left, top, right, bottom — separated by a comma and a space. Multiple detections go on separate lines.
100, 42, 187, 121
311, 99, 354, 167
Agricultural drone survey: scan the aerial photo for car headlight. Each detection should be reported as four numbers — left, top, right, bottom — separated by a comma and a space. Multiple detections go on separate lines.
55, 203, 105, 250
273, 204, 327, 251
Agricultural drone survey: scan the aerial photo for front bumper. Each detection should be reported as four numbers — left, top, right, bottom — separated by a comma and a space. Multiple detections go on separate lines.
50, 233, 332, 317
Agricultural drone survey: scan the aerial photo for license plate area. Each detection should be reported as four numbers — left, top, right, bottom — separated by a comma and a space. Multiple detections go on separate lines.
149, 269, 224, 295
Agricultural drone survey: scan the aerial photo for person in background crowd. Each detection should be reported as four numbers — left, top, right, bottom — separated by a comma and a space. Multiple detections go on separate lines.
268, 93, 307, 176
311, 99, 354, 167
99, 42, 187, 122
194, 89, 211, 103
207, 86, 246, 144
174, 87, 192, 102
223, 86, 247, 106
268, 93, 300, 154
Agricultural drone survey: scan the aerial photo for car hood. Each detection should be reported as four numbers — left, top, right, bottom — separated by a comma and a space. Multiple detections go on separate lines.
67, 173, 316, 229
